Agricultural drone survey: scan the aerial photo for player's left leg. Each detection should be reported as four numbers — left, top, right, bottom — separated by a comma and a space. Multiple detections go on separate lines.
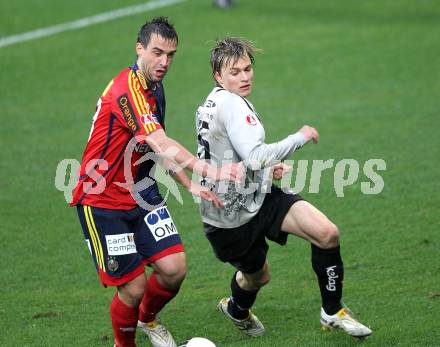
137, 253, 186, 347
281, 200, 372, 338
131, 200, 185, 347
139, 252, 186, 323
281, 201, 343, 313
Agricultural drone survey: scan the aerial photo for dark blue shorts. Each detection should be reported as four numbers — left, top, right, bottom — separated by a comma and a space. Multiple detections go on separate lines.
76, 198, 184, 286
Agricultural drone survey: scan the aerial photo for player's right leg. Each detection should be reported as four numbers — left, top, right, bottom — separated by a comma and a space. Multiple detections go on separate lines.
112, 274, 148, 347
205, 225, 269, 337
76, 205, 150, 347
217, 263, 269, 337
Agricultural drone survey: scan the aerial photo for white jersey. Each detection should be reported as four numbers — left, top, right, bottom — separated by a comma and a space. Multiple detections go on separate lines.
196, 87, 306, 228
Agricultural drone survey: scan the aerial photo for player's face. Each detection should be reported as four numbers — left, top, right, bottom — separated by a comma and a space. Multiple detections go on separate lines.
136, 33, 177, 83
214, 55, 253, 97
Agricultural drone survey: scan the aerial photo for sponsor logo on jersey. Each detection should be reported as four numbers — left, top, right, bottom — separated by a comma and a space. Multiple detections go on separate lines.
202, 99, 216, 108
140, 113, 159, 134
106, 233, 137, 255
145, 207, 179, 242
118, 93, 140, 133
140, 113, 159, 126
135, 69, 148, 90
134, 143, 151, 153
246, 114, 257, 126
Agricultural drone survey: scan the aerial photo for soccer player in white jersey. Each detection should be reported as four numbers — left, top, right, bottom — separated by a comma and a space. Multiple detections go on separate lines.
195, 37, 372, 339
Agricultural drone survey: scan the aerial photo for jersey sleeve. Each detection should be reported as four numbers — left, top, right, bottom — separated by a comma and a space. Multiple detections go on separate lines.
223, 94, 306, 168
112, 70, 162, 137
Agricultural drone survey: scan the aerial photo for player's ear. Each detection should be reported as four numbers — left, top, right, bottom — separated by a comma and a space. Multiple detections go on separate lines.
214, 71, 223, 86
135, 42, 144, 56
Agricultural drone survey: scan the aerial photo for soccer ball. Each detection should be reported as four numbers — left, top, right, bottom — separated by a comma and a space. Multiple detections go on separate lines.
179, 337, 216, 347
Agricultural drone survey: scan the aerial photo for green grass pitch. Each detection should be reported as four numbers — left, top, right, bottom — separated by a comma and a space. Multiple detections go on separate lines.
1, 0, 439, 346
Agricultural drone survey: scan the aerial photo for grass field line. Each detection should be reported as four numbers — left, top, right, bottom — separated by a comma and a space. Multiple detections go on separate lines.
0, 0, 187, 49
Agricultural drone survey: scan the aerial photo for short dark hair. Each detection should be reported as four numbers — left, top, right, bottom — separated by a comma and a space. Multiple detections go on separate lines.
210, 37, 258, 75
137, 16, 178, 47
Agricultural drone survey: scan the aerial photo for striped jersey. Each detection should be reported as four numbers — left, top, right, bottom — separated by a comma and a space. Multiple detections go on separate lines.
196, 87, 307, 228
71, 63, 165, 209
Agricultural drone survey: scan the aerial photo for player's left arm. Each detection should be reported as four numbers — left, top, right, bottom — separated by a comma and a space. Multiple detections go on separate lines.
223, 97, 306, 168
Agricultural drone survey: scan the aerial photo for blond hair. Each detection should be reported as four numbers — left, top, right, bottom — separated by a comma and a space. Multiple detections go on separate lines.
210, 37, 259, 75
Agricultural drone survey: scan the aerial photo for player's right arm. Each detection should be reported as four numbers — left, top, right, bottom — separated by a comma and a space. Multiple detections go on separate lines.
145, 128, 243, 182
112, 70, 243, 182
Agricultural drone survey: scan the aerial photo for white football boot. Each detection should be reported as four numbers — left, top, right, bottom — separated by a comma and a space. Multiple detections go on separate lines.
217, 298, 265, 337
138, 319, 177, 347
320, 307, 372, 338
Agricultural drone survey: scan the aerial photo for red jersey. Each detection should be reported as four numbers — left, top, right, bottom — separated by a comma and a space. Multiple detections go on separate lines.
71, 64, 166, 209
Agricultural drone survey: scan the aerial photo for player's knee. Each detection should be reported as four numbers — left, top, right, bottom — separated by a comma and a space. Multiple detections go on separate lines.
153, 252, 187, 289
158, 262, 187, 288
258, 271, 271, 287
130, 287, 146, 304
118, 281, 146, 307
318, 222, 340, 249
249, 268, 271, 289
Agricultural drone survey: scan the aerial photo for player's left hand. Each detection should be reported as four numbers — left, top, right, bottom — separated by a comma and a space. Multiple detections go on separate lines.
272, 162, 292, 180
188, 183, 224, 208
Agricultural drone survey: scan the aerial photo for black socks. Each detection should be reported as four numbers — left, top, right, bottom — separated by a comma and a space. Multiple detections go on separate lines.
311, 244, 344, 315
227, 245, 344, 319
228, 272, 259, 320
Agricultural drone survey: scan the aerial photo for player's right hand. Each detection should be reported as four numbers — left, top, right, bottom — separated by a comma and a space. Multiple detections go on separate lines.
272, 162, 292, 180
299, 125, 319, 144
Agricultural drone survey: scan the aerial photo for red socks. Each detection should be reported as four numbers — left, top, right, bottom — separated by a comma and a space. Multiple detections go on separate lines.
110, 272, 179, 346
138, 272, 179, 323
110, 293, 138, 347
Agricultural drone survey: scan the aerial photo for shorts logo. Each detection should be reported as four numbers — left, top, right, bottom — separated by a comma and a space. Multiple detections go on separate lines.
105, 233, 137, 256
118, 93, 140, 133
145, 207, 178, 242
246, 114, 257, 126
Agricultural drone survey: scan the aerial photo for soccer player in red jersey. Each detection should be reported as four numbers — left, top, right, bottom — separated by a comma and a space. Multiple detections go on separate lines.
71, 18, 242, 347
